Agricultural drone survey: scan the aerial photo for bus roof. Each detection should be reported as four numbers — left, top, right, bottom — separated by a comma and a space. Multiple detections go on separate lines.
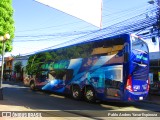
30, 33, 130, 56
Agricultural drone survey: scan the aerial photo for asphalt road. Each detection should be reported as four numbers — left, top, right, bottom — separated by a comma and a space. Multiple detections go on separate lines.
2, 82, 160, 119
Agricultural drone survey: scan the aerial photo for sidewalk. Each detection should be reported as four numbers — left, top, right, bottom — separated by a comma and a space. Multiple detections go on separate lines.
0, 99, 90, 120
0, 81, 67, 120
0, 98, 68, 120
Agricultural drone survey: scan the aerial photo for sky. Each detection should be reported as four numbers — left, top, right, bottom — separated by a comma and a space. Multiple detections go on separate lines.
5, 0, 157, 56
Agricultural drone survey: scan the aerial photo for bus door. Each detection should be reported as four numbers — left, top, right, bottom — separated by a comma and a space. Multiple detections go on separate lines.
105, 67, 123, 99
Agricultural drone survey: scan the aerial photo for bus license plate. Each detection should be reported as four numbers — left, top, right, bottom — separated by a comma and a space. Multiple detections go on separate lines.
139, 97, 143, 100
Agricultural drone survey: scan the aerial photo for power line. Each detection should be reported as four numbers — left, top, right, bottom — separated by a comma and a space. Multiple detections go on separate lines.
15, 1, 151, 35
13, 1, 158, 56
15, 30, 96, 38
13, 7, 157, 43
16, 21, 83, 33
20, 11, 156, 56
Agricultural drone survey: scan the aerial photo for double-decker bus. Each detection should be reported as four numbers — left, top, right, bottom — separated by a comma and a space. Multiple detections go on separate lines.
24, 34, 149, 102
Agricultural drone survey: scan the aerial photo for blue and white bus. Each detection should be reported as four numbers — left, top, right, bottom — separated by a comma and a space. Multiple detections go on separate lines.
25, 34, 149, 102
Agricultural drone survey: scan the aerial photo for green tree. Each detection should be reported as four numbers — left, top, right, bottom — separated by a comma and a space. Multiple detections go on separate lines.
0, 0, 15, 53
14, 61, 22, 73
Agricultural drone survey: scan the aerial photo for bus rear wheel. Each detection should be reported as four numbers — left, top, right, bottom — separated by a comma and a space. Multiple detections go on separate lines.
84, 87, 95, 102
71, 85, 81, 100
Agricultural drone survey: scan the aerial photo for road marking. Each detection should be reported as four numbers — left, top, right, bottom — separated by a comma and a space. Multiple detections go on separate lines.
49, 94, 65, 99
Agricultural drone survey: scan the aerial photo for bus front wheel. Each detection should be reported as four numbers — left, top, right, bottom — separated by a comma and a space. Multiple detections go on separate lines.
71, 85, 81, 100
84, 87, 95, 102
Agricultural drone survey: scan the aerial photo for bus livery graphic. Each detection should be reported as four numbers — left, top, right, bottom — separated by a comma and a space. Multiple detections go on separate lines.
24, 34, 149, 102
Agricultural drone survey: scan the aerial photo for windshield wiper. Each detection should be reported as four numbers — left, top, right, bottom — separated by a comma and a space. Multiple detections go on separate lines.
133, 61, 147, 67
134, 49, 147, 54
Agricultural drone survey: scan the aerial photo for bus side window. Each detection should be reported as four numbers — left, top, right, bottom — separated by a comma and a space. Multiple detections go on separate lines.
65, 69, 73, 80
54, 69, 73, 81
105, 79, 112, 87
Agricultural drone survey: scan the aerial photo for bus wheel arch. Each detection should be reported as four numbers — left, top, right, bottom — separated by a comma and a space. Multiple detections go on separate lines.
83, 85, 96, 102
71, 84, 82, 100
30, 80, 36, 91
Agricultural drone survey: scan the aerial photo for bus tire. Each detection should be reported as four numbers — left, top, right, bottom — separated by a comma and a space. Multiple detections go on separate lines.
30, 81, 36, 91
71, 85, 81, 100
84, 86, 96, 102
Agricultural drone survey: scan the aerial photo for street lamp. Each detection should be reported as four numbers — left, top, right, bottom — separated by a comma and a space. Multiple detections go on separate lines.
0, 33, 10, 100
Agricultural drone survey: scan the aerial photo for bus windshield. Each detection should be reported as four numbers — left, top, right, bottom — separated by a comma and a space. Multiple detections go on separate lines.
131, 36, 149, 81
132, 37, 148, 54
131, 37, 149, 65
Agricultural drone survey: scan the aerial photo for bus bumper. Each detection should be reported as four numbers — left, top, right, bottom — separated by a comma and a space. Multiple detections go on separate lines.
124, 91, 149, 101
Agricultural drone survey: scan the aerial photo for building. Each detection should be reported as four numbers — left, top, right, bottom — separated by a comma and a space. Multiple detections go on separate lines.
1, 57, 14, 81
0, 55, 29, 81
11, 55, 29, 81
